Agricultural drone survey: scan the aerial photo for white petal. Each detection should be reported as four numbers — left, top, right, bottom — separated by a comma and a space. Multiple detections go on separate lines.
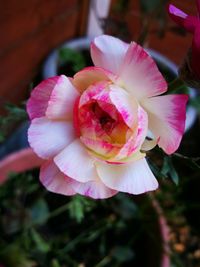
46, 75, 79, 120
118, 42, 167, 99
96, 158, 158, 195
91, 35, 128, 74
54, 139, 97, 183
40, 160, 75, 195
28, 117, 75, 159
71, 178, 117, 199
142, 94, 188, 154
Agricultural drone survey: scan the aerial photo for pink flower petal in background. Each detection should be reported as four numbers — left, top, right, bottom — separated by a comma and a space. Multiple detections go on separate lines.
168, 2, 200, 79
142, 94, 188, 154
96, 158, 158, 195
167, 4, 197, 32
28, 117, 75, 159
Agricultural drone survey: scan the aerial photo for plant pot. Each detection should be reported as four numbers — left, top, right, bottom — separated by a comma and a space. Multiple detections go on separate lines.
0, 148, 44, 185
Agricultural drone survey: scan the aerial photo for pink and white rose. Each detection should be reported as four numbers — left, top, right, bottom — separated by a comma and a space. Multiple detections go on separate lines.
27, 35, 188, 199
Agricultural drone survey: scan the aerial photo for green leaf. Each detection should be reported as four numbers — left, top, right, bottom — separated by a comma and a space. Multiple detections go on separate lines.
167, 78, 189, 94
30, 228, 50, 253
140, 0, 161, 13
68, 195, 95, 223
112, 246, 134, 263
51, 259, 61, 267
189, 95, 200, 113
161, 157, 179, 185
30, 198, 49, 225
58, 47, 86, 73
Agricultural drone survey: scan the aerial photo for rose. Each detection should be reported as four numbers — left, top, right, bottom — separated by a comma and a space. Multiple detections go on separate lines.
27, 35, 188, 199
167, 1, 200, 81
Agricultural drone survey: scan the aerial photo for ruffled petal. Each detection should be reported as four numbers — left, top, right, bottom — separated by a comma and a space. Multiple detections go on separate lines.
142, 94, 188, 154
91, 35, 128, 74
40, 160, 75, 195
80, 136, 120, 159
113, 106, 148, 160
118, 42, 167, 99
109, 85, 138, 129
27, 76, 60, 120
28, 117, 75, 159
54, 139, 97, 183
71, 177, 118, 199
46, 75, 79, 120
96, 158, 158, 195
73, 66, 114, 93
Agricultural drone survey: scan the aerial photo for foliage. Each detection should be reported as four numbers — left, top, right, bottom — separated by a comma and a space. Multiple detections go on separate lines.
58, 47, 86, 73
0, 171, 161, 267
0, 103, 27, 143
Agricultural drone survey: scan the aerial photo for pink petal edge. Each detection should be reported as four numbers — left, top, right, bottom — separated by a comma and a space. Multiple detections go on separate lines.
27, 76, 60, 120
142, 94, 188, 154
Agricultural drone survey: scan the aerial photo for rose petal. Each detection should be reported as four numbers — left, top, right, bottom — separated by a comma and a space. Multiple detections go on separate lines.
80, 136, 120, 159
46, 75, 79, 120
28, 117, 75, 159
27, 76, 60, 120
40, 160, 75, 195
118, 42, 167, 99
91, 35, 129, 74
73, 66, 114, 93
96, 158, 158, 195
113, 106, 148, 160
71, 177, 118, 199
142, 94, 188, 154
79, 80, 109, 108
141, 138, 159, 151
54, 139, 97, 183
109, 85, 138, 129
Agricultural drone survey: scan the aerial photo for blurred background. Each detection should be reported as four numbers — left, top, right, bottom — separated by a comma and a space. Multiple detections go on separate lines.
0, 1, 200, 267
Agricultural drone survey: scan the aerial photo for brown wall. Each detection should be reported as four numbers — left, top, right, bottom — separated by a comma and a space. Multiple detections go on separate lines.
0, 0, 89, 112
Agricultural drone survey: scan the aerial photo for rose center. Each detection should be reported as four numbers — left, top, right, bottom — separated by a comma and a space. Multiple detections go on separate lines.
91, 102, 116, 134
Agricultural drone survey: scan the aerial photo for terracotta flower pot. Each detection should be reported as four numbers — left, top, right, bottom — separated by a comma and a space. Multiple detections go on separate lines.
0, 148, 44, 185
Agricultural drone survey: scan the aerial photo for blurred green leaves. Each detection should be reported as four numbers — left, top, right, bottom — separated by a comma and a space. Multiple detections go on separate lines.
140, 0, 162, 13
68, 195, 96, 223
0, 103, 27, 143
161, 156, 179, 185
58, 47, 86, 73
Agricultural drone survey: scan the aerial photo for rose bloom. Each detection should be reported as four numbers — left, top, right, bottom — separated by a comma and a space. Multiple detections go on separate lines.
168, 0, 200, 79
27, 35, 188, 199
